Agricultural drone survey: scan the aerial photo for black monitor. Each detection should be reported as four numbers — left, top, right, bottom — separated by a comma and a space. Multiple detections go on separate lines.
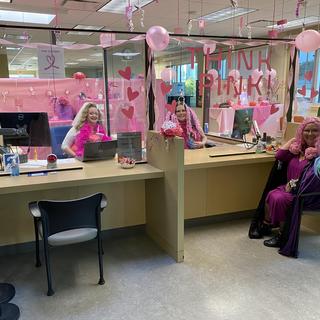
0, 112, 51, 147
231, 108, 254, 139
116, 132, 142, 161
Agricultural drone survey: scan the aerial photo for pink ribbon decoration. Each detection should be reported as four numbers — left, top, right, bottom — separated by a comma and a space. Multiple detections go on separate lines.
44, 55, 59, 70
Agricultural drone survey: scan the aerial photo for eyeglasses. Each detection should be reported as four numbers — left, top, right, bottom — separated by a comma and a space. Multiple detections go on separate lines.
303, 129, 319, 134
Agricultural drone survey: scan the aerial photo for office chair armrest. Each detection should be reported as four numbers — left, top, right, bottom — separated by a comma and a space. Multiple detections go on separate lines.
100, 194, 107, 210
29, 201, 41, 218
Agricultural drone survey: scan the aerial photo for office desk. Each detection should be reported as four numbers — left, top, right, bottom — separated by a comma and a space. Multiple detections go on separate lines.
0, 159, 187, 259
184, 146, 275, 219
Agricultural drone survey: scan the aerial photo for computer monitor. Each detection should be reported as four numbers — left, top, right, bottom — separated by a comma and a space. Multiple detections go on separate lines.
117, 132, 142, 161
0, 112, 51, 147
231, 108, 254, 139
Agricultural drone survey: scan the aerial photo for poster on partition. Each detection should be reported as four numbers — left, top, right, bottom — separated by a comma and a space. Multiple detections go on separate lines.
37, 46, 65, 79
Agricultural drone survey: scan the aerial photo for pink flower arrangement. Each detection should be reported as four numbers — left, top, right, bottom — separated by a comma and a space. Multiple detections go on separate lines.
161, 121, 183, 138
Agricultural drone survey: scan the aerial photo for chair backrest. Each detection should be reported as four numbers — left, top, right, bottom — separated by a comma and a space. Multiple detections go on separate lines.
283, 122, 299, 142
38, 193, 103, 237
293, 115, 304, 123
50, 125, 72, 159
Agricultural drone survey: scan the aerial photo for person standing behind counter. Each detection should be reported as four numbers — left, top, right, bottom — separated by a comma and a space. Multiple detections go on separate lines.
62, 102, 111, 158
165, 97, 207, 149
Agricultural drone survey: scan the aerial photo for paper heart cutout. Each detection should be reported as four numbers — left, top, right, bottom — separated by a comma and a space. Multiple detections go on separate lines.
270, 104, 279, 115
297, 85, 306, 96
127, 87, 139, 101
304, 71, 313, 81
118, 66, 131, 80
310, 88, 319, 99
160, 82, 172, 95
165, 100, 177, 113
121, 106, 134, 119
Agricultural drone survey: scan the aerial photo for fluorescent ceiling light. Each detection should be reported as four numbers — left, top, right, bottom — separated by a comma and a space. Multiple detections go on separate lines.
67, 25, 104, 36
0, 0, 12, 3
74, 24, 104, 30
65, 62, 79, 65
90, 52, 103, 57
200, 7, 256, 22
0, 10, 55, 24
99, 0, 155, 14
6, 47, 21, 51
267, 16, 320, 29
112, 52, 140, 57
77, 58, 90, 61
3, 33, 29, 40
56, 41, 76, 46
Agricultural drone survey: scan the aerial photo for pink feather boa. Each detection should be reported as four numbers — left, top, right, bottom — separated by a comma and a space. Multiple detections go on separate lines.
73, 122, 111, 157
288, 117, 320, 160
165, 105, 203, 141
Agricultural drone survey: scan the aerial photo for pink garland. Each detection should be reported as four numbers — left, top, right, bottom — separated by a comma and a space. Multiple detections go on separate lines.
289, 117, 320, 160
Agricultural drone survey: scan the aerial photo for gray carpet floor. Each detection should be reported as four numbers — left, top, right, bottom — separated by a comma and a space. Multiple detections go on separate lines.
1, 219, 320, 320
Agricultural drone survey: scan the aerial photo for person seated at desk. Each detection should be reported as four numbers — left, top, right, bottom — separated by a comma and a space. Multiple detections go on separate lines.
61, 102, 111, 158
165, 97, 207, 149
248, 117, 320, 248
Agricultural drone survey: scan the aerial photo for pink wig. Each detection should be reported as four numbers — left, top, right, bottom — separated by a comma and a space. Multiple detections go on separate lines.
289, 117, 320, 160
165, 103, 203, 141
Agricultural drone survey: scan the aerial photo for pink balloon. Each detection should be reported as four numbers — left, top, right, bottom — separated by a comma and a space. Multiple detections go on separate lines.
251, 69, 263, 82
146, 26, 170, 51
295, 30, 320, 52
208, 69, 219, 80
265, 68, 277, 80
228, 69, 240, 81
203, 42, 216, 54
161, 68, 176, 82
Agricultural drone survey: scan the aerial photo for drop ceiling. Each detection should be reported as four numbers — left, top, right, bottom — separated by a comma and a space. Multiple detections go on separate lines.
0, 0, 319, 72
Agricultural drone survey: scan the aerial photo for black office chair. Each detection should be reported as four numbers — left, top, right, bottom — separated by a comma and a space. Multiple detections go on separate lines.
29, 193, 107, 296
50, 125, 72, 159
0, 283, 20, 319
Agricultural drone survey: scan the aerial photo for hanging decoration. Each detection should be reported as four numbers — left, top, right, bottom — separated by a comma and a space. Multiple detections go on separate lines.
135, 0, 145, 27
73, 72, 86, 80
230, 0, 238, 8
187, 19, 193, 36
296, 0, 306, 18
203, 41, 216, 54
125, 3, 134, 32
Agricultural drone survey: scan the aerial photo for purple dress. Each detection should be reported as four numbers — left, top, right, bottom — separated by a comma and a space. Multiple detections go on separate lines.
266, 149, 308, 225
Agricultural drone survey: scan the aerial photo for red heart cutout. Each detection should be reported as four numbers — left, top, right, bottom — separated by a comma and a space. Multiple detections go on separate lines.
304, 71, 313, 81
127, 87, 139, 101
270, 104, 279, 115
118, 66, 131, 80
297, 85, 306, 96
310, 87, 319, 99
165, 100, 177, 113
121, 106, 134, 119
160, 81, 172, 95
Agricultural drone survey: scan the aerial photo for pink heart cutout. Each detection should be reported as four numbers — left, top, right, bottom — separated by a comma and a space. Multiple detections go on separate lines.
304, 71, 313, 81
160, 82, 172, 95
127, 87, 139, 101
310, 88, 319, 99
297, 85, 306, 96
270, 104, 279, 115
165, 100, 177, 113
118, 66, 131, 80
121, 106, 134, 119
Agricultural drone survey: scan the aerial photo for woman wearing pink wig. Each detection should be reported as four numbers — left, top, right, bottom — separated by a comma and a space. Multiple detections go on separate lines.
166, 97, 207, 149
262, 117, 320, 247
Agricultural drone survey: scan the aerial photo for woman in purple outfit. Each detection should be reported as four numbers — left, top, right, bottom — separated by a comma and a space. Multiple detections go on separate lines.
263, 117, 320, 247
